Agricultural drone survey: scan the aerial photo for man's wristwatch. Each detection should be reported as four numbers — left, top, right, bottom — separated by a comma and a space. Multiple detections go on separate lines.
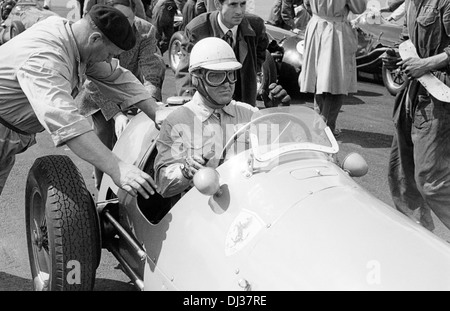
180, 163, 192, 180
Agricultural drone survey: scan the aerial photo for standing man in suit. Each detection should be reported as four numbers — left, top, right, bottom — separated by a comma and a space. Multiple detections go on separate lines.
175, 0, 290, 107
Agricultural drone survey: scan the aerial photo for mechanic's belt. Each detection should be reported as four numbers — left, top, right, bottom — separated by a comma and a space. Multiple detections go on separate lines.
0, 115, 30, 135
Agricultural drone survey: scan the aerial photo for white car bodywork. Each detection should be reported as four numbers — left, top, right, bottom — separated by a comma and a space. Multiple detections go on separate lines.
98, 106, 450, 291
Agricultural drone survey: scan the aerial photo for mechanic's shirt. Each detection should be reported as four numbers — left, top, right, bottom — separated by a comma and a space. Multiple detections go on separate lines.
0, 16, 150, 146
154, 92, 258, 198
404, 0, 450, 112
406, 0, 450, 59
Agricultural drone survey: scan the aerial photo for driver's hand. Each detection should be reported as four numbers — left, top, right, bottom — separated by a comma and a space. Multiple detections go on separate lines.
268, 83, 291, 107
181, 156, 207, 180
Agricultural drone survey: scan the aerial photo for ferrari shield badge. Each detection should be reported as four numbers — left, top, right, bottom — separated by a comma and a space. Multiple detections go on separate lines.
225, 210, 265, 256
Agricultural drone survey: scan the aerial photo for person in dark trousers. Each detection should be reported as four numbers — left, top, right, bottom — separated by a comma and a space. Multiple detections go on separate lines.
382, 0, 450, 232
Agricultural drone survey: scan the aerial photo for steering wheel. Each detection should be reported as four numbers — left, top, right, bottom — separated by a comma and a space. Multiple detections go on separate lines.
218, 112, 312, 166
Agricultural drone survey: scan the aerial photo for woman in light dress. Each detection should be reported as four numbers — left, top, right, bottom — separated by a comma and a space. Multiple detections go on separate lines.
299, 0, 367, 137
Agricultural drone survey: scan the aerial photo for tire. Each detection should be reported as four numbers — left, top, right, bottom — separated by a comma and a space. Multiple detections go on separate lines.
259, 50, 278, 108
168, 31, 186, 73
25, 155, 101, 291
9, 20, 25, 39
382, 64, 407, 96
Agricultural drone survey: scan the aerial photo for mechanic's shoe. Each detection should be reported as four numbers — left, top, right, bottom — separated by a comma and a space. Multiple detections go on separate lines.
43, 5, 49, 9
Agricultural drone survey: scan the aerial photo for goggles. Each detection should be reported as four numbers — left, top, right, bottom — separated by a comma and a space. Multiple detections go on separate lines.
200, 70, 238, 87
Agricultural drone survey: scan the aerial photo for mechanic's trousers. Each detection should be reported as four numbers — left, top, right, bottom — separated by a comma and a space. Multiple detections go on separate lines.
0, 124, 36, 196
388, 88, 450, 231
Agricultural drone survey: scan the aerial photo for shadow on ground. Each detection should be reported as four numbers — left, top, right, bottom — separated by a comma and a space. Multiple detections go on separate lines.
339, 128, 393, 149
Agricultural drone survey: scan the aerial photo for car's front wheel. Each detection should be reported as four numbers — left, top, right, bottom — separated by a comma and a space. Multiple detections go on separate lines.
382, 64, 407, 96
25, 155, 101, 291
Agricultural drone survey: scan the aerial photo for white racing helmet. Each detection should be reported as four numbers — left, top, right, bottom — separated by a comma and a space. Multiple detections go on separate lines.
189, 37, 242, 73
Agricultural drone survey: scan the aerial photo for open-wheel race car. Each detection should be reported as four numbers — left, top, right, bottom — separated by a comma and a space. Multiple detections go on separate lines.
25, 102, 450, 291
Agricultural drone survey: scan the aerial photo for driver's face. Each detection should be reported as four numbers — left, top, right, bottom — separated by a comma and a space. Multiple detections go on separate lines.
202, 76, 235, 108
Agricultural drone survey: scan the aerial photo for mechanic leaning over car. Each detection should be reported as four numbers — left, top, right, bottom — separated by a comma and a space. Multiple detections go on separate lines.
75, 0, 166, 190
154, 37, 258, 200
0, 4, 159, 198
382, 0, 450, 232
175, 0, 291, 108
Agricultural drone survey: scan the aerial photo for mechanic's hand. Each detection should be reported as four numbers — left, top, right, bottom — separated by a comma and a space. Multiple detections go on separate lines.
398, 57, 428, 80
382, 48, 401, 70
268, 83, 291, 107
113, 113, 129, 138
113, 161, 157, 199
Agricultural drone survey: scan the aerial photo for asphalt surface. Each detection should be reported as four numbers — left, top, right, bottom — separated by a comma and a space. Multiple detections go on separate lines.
1, 65, 450, 291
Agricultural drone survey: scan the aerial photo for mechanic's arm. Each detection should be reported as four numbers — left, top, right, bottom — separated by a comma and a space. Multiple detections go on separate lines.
399, 53, 450, 79
87, 59, 160, 122
17, 57, 157, 198
66, 131, 156, 198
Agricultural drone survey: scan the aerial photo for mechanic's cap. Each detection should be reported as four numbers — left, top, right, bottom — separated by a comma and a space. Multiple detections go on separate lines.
88, 4, 136, 51
189, 37, 242, 73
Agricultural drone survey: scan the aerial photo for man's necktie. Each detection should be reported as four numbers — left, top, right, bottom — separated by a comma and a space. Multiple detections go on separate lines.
223, 30, 233, 47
